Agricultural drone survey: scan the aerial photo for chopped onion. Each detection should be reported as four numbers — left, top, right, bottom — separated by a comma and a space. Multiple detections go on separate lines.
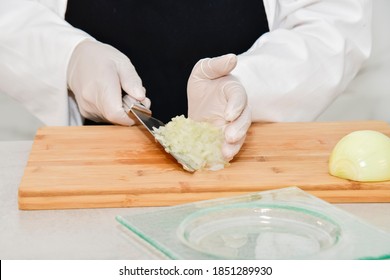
153, 115, 228, 171
329, 130, 390, 182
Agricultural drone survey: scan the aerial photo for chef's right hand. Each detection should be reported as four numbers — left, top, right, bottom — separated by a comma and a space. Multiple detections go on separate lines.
67, 40, 149, 126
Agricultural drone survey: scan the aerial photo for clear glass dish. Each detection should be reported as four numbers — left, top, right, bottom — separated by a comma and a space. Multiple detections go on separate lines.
177, 203, 341, 259
116, 187, 390, 259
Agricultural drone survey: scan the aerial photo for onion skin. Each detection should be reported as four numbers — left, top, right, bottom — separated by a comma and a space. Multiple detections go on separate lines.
329, 130, 390, 182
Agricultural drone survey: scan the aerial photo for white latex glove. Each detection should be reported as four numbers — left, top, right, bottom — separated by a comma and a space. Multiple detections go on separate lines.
67, 40, 150, 125
188, 54, 251, 161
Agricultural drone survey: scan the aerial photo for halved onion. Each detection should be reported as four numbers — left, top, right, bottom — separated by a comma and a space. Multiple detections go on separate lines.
329, 130, 390, 182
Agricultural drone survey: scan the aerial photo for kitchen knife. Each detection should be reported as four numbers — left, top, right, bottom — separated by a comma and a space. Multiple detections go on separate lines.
122, 95, 195, 172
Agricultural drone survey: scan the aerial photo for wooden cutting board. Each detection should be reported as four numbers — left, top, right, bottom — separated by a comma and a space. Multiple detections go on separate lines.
18, 121, 390, 210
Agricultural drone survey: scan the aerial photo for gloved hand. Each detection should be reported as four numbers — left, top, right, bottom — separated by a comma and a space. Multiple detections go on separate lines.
187, 53, 251, 161
67, 39, 150, 126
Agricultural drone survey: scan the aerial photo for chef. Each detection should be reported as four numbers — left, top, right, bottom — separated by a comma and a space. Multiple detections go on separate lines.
0, 0, 371, 160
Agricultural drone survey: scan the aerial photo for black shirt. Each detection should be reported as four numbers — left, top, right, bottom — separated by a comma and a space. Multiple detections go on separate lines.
66, 0, 269, 123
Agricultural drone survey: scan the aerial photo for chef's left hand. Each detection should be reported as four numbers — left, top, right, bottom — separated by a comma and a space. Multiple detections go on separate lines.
187, 54, 251, 161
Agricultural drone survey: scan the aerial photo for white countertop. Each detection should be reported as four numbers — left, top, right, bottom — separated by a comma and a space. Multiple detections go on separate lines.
1, 141, 390, 260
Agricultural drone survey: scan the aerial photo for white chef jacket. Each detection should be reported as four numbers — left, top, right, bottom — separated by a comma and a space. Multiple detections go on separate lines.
0, 0, 375, 127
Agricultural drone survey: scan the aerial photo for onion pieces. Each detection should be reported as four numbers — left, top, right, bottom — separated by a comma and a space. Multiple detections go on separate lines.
329, 130, 390, 182
153, 115, 228, 171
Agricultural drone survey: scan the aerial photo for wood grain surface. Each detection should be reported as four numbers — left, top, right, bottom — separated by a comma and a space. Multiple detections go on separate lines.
18, 121, 390, 210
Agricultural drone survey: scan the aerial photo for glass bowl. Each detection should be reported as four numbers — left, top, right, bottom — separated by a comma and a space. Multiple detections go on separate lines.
177, 203, 341, 259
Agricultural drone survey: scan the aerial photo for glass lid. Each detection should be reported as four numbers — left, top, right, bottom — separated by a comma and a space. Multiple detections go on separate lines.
116, 187, 390, 260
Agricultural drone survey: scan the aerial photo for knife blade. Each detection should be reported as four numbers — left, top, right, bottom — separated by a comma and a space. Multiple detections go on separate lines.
122, 95, 165, 135
122, 95, 195, 172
